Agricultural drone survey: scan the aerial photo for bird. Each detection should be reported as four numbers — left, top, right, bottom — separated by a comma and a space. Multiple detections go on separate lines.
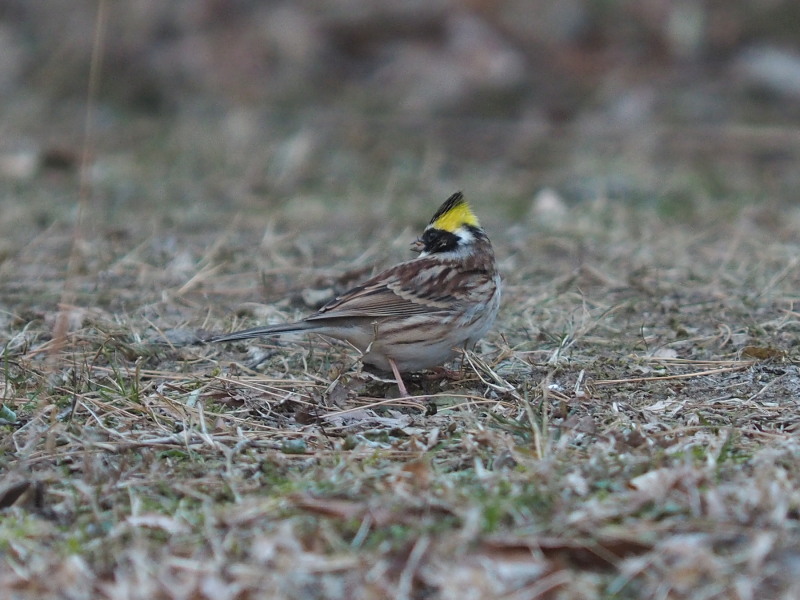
209, 192, 501, 397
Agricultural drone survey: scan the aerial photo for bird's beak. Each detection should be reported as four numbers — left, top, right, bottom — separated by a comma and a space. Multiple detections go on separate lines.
410, 239, 424, 253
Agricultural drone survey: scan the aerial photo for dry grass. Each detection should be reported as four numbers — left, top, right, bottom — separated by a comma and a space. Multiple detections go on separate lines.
1, 95, 800, 599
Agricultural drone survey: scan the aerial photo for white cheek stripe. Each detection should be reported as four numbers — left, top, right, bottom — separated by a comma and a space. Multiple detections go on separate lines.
455, 226, 474, 244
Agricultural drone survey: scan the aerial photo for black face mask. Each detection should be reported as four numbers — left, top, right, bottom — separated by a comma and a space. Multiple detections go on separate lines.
418, 228, 459, 254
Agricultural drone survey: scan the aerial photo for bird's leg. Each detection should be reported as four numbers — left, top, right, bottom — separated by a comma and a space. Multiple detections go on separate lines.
388, 358, 410, 397
459, 342, 470, 375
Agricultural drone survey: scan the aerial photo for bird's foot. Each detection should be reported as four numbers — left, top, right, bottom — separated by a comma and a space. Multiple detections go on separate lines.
424, 367, 463, 382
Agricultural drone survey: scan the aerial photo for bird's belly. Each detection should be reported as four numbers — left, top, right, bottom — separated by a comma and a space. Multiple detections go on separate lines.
362, 336, 461, 372
314, 311, 496, 373
317, 328, 457, 372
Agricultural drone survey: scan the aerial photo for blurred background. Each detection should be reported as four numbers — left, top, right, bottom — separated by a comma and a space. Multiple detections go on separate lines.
1, 0, 800, 236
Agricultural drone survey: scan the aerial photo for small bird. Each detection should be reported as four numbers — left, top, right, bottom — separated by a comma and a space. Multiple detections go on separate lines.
210, 192, 501, 396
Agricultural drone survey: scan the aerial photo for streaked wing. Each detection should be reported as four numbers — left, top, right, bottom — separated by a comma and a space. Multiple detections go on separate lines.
305, 255, 490, 322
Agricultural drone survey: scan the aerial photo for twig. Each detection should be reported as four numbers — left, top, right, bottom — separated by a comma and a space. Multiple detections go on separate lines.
50, 0, 108, 361
595, 364, 752, 385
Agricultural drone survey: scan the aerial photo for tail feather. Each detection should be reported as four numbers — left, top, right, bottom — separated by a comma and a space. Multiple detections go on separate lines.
208, 321, 315, 343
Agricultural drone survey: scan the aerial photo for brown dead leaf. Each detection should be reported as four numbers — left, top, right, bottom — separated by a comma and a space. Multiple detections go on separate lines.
291, 495, 370, 520
741, 345, 785, 360
483, 534, 653, 570
294, 404, 319, 425
291, 490, 454, 530
0, 477, 45, 511
399, 459, 432, 488
562, 414, 597, 435
0, 479, 32, 509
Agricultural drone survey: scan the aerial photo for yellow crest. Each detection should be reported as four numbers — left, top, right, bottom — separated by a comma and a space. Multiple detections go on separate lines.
429, 192, 480, 232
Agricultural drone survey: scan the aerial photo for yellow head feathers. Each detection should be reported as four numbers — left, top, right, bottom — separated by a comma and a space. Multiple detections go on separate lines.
429, 192, 480, 232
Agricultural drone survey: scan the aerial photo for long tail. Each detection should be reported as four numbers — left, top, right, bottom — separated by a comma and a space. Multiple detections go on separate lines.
208, 321, 316, 343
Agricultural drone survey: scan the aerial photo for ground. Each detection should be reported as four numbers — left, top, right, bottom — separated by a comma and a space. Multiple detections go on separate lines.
2, 2, 800, 597
1, 109, 799, 599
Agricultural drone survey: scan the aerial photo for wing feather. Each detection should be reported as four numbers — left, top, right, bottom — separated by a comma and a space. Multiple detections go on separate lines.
305, 254, 493, 322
